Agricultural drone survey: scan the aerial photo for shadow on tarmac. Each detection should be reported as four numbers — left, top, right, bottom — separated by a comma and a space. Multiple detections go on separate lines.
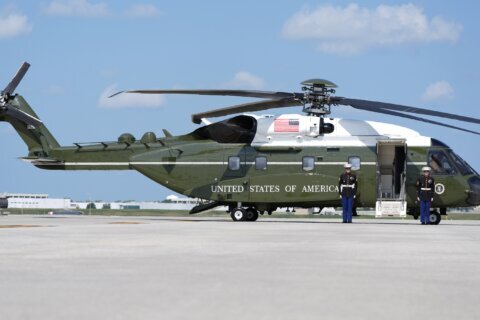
140, 216, 480, 227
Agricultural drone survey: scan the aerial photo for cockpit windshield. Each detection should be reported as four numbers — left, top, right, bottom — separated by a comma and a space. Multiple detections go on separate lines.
428, 149, 477, 176
447, 151, 477, 175
428, 150, 456, 175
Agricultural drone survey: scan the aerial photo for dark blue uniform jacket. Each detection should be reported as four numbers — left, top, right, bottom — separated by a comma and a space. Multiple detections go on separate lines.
338, 173, 357, 197
416, 175, 435, 202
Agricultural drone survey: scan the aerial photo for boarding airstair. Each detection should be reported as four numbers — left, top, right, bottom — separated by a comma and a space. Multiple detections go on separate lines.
375, 140, 407, 218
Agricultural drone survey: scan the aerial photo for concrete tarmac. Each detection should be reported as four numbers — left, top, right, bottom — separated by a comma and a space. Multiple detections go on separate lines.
1, 215, 479, 320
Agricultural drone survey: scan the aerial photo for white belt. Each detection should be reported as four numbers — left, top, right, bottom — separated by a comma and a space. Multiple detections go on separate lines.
341, 184, 355, 188
421, 188, 431, 190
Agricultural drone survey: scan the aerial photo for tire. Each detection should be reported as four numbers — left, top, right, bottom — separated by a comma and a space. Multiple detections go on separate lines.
231, 208, 246, 222
245, 208, 259, 222
352, 207, 358, 216
429, 211, 441, 225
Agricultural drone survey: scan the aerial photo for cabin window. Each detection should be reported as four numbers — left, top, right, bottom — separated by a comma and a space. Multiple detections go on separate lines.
303, 156, 315, 171
255, 157, 267, 170
228, 156, 240, 171
348, 156, 361, 171
428, 150, 456, 175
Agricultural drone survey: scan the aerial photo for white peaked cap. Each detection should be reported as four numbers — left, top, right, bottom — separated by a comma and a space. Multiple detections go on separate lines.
344, 163, 352, 169
422, 166, 431, 171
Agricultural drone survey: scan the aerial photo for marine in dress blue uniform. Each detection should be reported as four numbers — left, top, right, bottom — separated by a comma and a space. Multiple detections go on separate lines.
416, 166, 435, 225
339, 164, 357, 223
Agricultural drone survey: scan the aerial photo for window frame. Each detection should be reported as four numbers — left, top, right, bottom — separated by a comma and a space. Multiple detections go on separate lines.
348, 156, 361, 171
302, 156, 315, 172
255, 157, 268, 171
228, 156, 241, 171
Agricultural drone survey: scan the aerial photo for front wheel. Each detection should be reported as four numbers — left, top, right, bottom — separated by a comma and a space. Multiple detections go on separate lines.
231, 208, 246, 222
429, 211, 441, 225
245, 208, 259, 222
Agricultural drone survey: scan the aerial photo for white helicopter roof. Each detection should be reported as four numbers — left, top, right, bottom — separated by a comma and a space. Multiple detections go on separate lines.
250, 114, 431, 147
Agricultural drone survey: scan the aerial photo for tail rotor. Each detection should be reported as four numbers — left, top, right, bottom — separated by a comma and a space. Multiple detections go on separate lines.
0, 62, 42, 127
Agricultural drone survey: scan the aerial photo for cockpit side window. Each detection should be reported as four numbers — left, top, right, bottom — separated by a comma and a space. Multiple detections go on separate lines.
428, 150, 456, 175
448, 151, 476, 175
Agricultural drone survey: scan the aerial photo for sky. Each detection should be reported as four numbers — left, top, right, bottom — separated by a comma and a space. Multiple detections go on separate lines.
1, 0, 479, 201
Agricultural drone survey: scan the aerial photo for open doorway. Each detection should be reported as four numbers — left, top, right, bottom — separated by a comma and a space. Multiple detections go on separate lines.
376, 140, 407, 200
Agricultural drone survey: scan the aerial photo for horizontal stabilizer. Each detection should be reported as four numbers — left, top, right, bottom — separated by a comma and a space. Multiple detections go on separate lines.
20, 157, 62, 165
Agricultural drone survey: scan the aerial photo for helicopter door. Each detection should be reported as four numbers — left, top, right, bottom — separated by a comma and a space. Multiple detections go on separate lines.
375, 140, 407, 217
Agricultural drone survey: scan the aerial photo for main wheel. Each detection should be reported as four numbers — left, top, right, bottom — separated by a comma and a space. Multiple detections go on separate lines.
231, 208, 246, 222
245, 208, 259, 222
429, 211, 441, 225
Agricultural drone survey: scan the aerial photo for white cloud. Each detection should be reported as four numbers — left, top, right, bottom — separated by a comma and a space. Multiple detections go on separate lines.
99, 84, 165, 108
421, 81, 454, 102
43, 0, 109, 17
225, 71, 265, 89
0, 13, 32, 38
125, 4, 161, 18
282, 3, 462, 54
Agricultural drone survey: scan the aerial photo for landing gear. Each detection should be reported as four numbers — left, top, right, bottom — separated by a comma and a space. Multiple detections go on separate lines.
245, 208, 259, 221
408, 208, 420, 220
352, 206, 358, 217
429, 210, 441, 225
231, 208, 246, 222
230, 207, 259, 222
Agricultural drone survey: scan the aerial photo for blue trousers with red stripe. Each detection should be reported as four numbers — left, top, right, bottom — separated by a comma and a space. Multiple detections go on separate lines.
420, 200, 431, 224
341, 196, 354, 223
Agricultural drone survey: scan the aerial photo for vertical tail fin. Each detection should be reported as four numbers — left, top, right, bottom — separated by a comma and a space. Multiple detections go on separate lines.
2, 95, 60, 156
0, 62, 60, 157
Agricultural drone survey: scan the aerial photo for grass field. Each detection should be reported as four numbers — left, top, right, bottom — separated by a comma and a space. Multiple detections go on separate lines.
2, 208, 480, 220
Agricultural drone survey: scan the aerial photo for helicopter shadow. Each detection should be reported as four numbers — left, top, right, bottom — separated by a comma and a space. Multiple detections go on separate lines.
141, 216, 480, 227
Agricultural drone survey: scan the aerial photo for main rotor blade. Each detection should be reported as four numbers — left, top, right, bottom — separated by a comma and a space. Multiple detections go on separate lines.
4, 105, 42, 127
111, 89, 298, 100
2, 62, 30, 96
351, 104, 480, 136
192, 98, 303, 124
337, 98, 480, 125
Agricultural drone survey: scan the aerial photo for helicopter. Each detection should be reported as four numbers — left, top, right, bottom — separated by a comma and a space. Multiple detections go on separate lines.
1, 62, 479, 224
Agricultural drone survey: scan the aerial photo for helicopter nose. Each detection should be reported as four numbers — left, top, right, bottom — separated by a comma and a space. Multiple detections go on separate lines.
466, 176, 480, 206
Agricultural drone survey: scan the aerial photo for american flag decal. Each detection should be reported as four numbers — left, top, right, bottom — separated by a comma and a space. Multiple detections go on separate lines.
274, 118, 300, 132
